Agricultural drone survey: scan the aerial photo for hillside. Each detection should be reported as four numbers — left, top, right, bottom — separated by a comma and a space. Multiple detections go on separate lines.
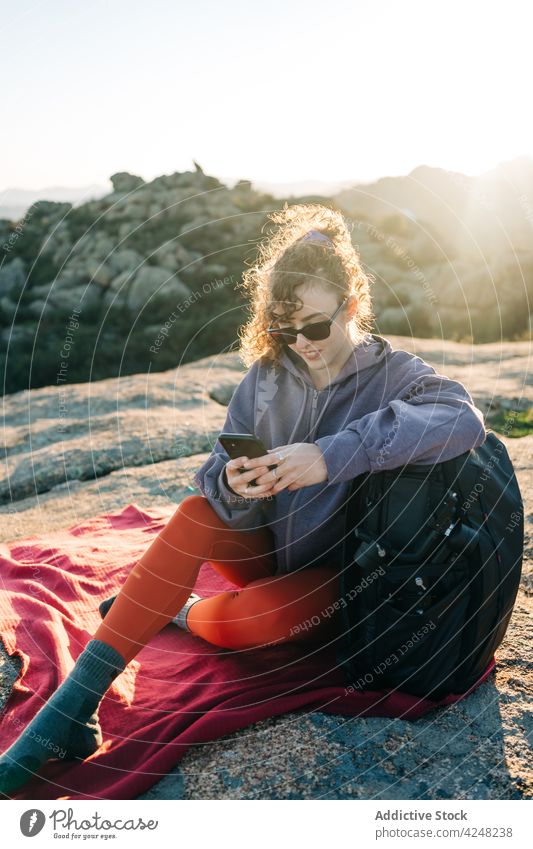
1, 160, 533, 397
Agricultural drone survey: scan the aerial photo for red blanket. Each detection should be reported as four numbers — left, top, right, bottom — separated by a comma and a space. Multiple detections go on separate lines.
0, 503, 495, 800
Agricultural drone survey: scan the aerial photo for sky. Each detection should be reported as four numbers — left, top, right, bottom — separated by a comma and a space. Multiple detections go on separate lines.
1, 0, 532, 192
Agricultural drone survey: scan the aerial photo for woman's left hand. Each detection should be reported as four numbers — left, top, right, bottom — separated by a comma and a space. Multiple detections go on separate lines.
242, 443, 328, 494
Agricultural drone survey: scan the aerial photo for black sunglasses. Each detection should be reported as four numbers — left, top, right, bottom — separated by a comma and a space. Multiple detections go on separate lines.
266, 298, 348, 345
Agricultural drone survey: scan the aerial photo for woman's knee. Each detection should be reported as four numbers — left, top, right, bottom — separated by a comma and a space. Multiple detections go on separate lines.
171, 495, 225, 529
233, 582, 304, 646
189, 587, 288, 650
176, 494, 210, 517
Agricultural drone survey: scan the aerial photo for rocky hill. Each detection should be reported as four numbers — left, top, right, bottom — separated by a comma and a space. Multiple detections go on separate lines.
335, 156, 533, 257
1, 161, 533, 397
0, 336, 531, 799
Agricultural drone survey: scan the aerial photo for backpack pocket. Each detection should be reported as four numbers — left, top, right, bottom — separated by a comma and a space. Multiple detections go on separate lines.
381, 470, 448, 552
380, 557, 472, 613
347, 558, 472, 698
453, 524, 514, 689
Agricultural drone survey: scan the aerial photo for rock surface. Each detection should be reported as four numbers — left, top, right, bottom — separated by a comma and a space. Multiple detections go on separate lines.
0, 336, 531, 799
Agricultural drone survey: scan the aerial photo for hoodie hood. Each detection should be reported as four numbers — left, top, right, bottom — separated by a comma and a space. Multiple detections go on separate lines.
278, 332, 393, 387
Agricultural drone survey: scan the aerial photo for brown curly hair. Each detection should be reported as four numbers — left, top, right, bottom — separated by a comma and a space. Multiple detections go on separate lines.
236, 202, 375, 368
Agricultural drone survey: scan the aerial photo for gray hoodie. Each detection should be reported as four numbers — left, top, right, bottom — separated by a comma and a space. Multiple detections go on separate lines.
192, 333, 487, 575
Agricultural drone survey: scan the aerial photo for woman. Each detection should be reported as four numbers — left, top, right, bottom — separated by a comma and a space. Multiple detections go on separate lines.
0, 203, 486, 794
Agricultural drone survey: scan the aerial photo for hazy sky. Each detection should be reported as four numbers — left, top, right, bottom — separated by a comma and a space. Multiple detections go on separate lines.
2, 0, 532, 191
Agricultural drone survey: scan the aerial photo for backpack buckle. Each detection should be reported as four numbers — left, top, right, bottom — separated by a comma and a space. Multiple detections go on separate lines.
352, 536, 390, 570
428, 490, 460, 535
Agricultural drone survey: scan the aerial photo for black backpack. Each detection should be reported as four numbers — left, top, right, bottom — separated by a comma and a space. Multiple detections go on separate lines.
335, 429, 524, 701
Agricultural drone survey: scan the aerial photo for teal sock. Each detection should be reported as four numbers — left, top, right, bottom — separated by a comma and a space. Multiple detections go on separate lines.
0, 638, 126, 796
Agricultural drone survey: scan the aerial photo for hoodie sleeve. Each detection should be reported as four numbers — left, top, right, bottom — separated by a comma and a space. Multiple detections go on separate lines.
314, 352, 487, 486
192, 361, 269, 529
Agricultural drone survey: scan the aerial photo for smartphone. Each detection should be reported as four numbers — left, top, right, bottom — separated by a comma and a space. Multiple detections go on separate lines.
219, 432, 277, 486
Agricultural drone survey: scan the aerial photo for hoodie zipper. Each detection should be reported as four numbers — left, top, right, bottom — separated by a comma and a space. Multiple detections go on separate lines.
283, 383, 307, 572
310, 389, 319, 433
283, 387, 321, 573
277, 338, 387, 573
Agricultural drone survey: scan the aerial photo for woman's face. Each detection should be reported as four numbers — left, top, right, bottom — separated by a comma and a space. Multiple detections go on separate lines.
271, 284, 357, 378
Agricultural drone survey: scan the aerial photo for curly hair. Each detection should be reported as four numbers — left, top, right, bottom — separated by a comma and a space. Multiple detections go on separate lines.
236, 202, 375, 368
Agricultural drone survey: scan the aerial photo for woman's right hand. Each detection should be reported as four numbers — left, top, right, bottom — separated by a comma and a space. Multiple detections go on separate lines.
224, 456, 275, 499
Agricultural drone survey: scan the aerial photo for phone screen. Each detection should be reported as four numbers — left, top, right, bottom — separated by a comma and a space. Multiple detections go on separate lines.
219, 433, 277, 485
219, 433, 267, 460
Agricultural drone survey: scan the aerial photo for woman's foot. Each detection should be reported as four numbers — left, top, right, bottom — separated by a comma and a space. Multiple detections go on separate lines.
98, 595, 117, 619
172, 593, 202, 630
99, 592, 203, 630
0, 639, 126, 796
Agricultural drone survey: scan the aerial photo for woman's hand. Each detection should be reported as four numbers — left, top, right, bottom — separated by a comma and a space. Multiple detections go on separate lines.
224, 456, 275, 499
241, 443, 328, 494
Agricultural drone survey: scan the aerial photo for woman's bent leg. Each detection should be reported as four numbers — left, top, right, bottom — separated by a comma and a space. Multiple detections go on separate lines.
93, 495, 278, 664
186, 565, 342, 650
97, 518, 277, 619
0, 495, 278, 795
205, 526, 277, 587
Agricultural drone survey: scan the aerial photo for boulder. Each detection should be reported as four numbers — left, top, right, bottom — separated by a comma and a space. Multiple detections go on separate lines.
0, 257, 26, 296
110, 172, 145, 194
126, 265, 190, 311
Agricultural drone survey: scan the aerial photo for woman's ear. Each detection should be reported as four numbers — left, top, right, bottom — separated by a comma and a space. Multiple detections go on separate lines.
347, 294, 358, 319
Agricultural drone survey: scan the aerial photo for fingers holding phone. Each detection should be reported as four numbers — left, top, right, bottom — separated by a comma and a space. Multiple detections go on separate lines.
218, 433, 276, 500
224, 457, 275, 499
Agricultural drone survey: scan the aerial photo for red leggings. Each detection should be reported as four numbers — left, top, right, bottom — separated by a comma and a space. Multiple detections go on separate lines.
93, 495, 343, 665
